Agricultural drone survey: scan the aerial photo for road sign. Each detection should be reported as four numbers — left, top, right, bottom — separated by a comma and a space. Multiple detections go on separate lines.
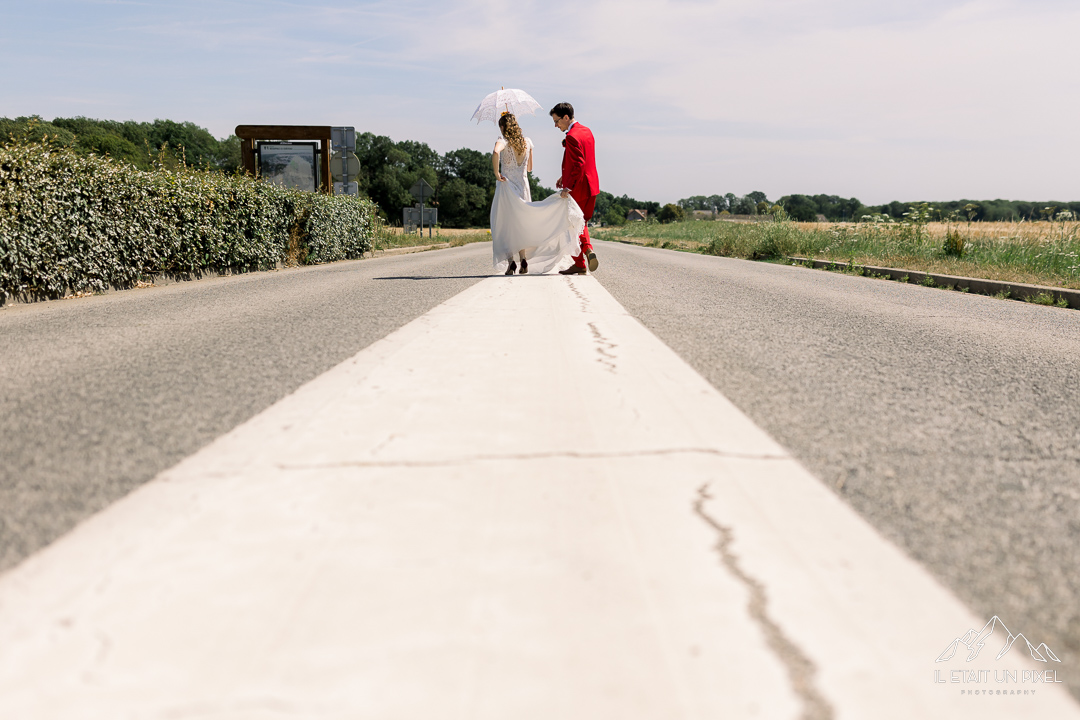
403, 205, 437, 235
403, 205, 437, 226
330, 152, 360, 182
410, 178, 434, 204
334, 181, 359, 197
331, 126, 355, 152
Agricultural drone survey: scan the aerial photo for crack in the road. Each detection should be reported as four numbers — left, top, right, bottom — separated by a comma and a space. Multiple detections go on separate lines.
587, 321, 618, 373
565, 276, 590, 313
693, 483, 835, 720
277, 447, 788, 470
566, 278, 618, 373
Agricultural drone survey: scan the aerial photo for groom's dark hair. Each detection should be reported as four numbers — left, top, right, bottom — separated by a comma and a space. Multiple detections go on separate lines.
549, 102, 574, 120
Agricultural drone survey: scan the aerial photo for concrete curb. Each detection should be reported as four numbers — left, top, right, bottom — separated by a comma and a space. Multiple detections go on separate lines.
788, 256, 1080, 309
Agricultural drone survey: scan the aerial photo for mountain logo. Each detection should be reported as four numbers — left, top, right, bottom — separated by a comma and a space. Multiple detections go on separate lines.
937, 616, 1061, 664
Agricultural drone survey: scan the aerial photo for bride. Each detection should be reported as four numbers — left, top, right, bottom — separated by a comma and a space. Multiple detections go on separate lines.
490, 112, 584, 275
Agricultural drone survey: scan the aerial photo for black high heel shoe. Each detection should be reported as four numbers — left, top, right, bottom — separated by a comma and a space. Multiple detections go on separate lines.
519, 258, 528, 274
504, 260, 517, 275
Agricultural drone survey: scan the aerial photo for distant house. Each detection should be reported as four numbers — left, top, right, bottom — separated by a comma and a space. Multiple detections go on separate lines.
627, 209, 648, 222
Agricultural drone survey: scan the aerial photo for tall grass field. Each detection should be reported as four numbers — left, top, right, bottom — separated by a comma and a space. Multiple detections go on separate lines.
596, 216, 1080, 290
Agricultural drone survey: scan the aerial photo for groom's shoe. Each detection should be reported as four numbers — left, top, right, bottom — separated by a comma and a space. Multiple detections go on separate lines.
559, 264, 586, 275
586, 251, 599, 272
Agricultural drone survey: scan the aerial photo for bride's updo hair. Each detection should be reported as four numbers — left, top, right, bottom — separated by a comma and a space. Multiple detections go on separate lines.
499, 112, 527, 160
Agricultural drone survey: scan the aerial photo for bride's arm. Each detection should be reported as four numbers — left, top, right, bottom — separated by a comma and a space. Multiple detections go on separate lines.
491, 145, 506, 182
527, 143, 533, 173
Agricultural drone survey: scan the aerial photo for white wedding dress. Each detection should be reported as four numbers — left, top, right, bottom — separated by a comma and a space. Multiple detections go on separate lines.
490, 137, 584, 274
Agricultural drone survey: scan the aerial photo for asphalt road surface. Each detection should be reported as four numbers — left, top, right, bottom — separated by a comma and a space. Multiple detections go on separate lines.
2, 239, 1079, 699
0, 250, 488, 573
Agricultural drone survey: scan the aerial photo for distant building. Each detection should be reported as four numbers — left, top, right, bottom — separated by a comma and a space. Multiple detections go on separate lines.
627, 209, 648, 222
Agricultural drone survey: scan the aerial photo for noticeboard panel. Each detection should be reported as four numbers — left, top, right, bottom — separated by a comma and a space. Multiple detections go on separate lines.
258, 142, 319, 192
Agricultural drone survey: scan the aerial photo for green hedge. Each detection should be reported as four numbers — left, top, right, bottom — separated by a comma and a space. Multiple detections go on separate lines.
0, 140, 377, 303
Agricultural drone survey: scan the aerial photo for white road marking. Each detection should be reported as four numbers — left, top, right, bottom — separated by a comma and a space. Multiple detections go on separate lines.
0, 276, 1075, 719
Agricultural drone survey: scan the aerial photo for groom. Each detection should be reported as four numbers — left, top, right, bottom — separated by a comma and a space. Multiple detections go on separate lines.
551, 102, 599, 275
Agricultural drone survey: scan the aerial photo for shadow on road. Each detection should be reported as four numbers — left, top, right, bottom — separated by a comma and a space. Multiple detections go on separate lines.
374, 274, 557, 281
373, 275, 492, 281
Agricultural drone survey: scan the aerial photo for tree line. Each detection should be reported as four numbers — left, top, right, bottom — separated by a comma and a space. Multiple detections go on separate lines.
353, 132, 672, 229
677, 192, 1080, 223
0, 116, 661, 228
1, 115, 241, 172
355, 132, 517, 228
6, 116, 1074, 227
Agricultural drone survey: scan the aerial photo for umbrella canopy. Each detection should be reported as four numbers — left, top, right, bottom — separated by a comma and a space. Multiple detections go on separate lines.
471, 88, 542, 125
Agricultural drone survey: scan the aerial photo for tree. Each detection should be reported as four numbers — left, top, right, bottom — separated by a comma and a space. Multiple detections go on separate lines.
592, 190, 617, 221
1, 115, 241, 172
440, 147, 494, 191
603, 207, 627, 225
215, 135, 242, 172
398, 139, 442, 174
678, 195, 710, 211
437, 178, 487, 228
777, 194, 817, 221
0, 116, 76, 146
657, 203, 684, 223
618, 194, 659, 216
679, 194, 731, 212
732, 195, 758, 215
356, 133, 448, 224
529, 174, 555, 201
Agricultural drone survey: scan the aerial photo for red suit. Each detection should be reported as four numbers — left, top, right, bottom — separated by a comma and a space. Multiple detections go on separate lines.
559, 122, 598, 268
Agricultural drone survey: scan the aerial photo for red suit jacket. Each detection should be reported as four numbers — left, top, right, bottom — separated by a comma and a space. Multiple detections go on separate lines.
561, 122, 599, 219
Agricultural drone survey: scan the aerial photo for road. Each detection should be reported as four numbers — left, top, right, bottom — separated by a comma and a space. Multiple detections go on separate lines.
1, 238, 1078, 705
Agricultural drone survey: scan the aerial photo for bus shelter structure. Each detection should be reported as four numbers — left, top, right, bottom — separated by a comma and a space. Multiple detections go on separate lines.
235, 125, 333, 194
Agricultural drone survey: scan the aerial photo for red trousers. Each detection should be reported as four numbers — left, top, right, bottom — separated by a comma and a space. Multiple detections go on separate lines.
571, 190, 596, 268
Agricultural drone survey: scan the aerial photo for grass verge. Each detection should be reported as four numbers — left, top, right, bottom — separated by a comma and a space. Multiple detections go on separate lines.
595, 219, 1080, 290
371, 225, 492, 252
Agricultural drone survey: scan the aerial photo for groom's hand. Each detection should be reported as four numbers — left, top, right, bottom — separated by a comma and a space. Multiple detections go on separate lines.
555, 177, 563, 189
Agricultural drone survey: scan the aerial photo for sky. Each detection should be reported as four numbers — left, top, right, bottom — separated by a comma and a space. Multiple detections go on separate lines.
2, 0, 1078, 205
